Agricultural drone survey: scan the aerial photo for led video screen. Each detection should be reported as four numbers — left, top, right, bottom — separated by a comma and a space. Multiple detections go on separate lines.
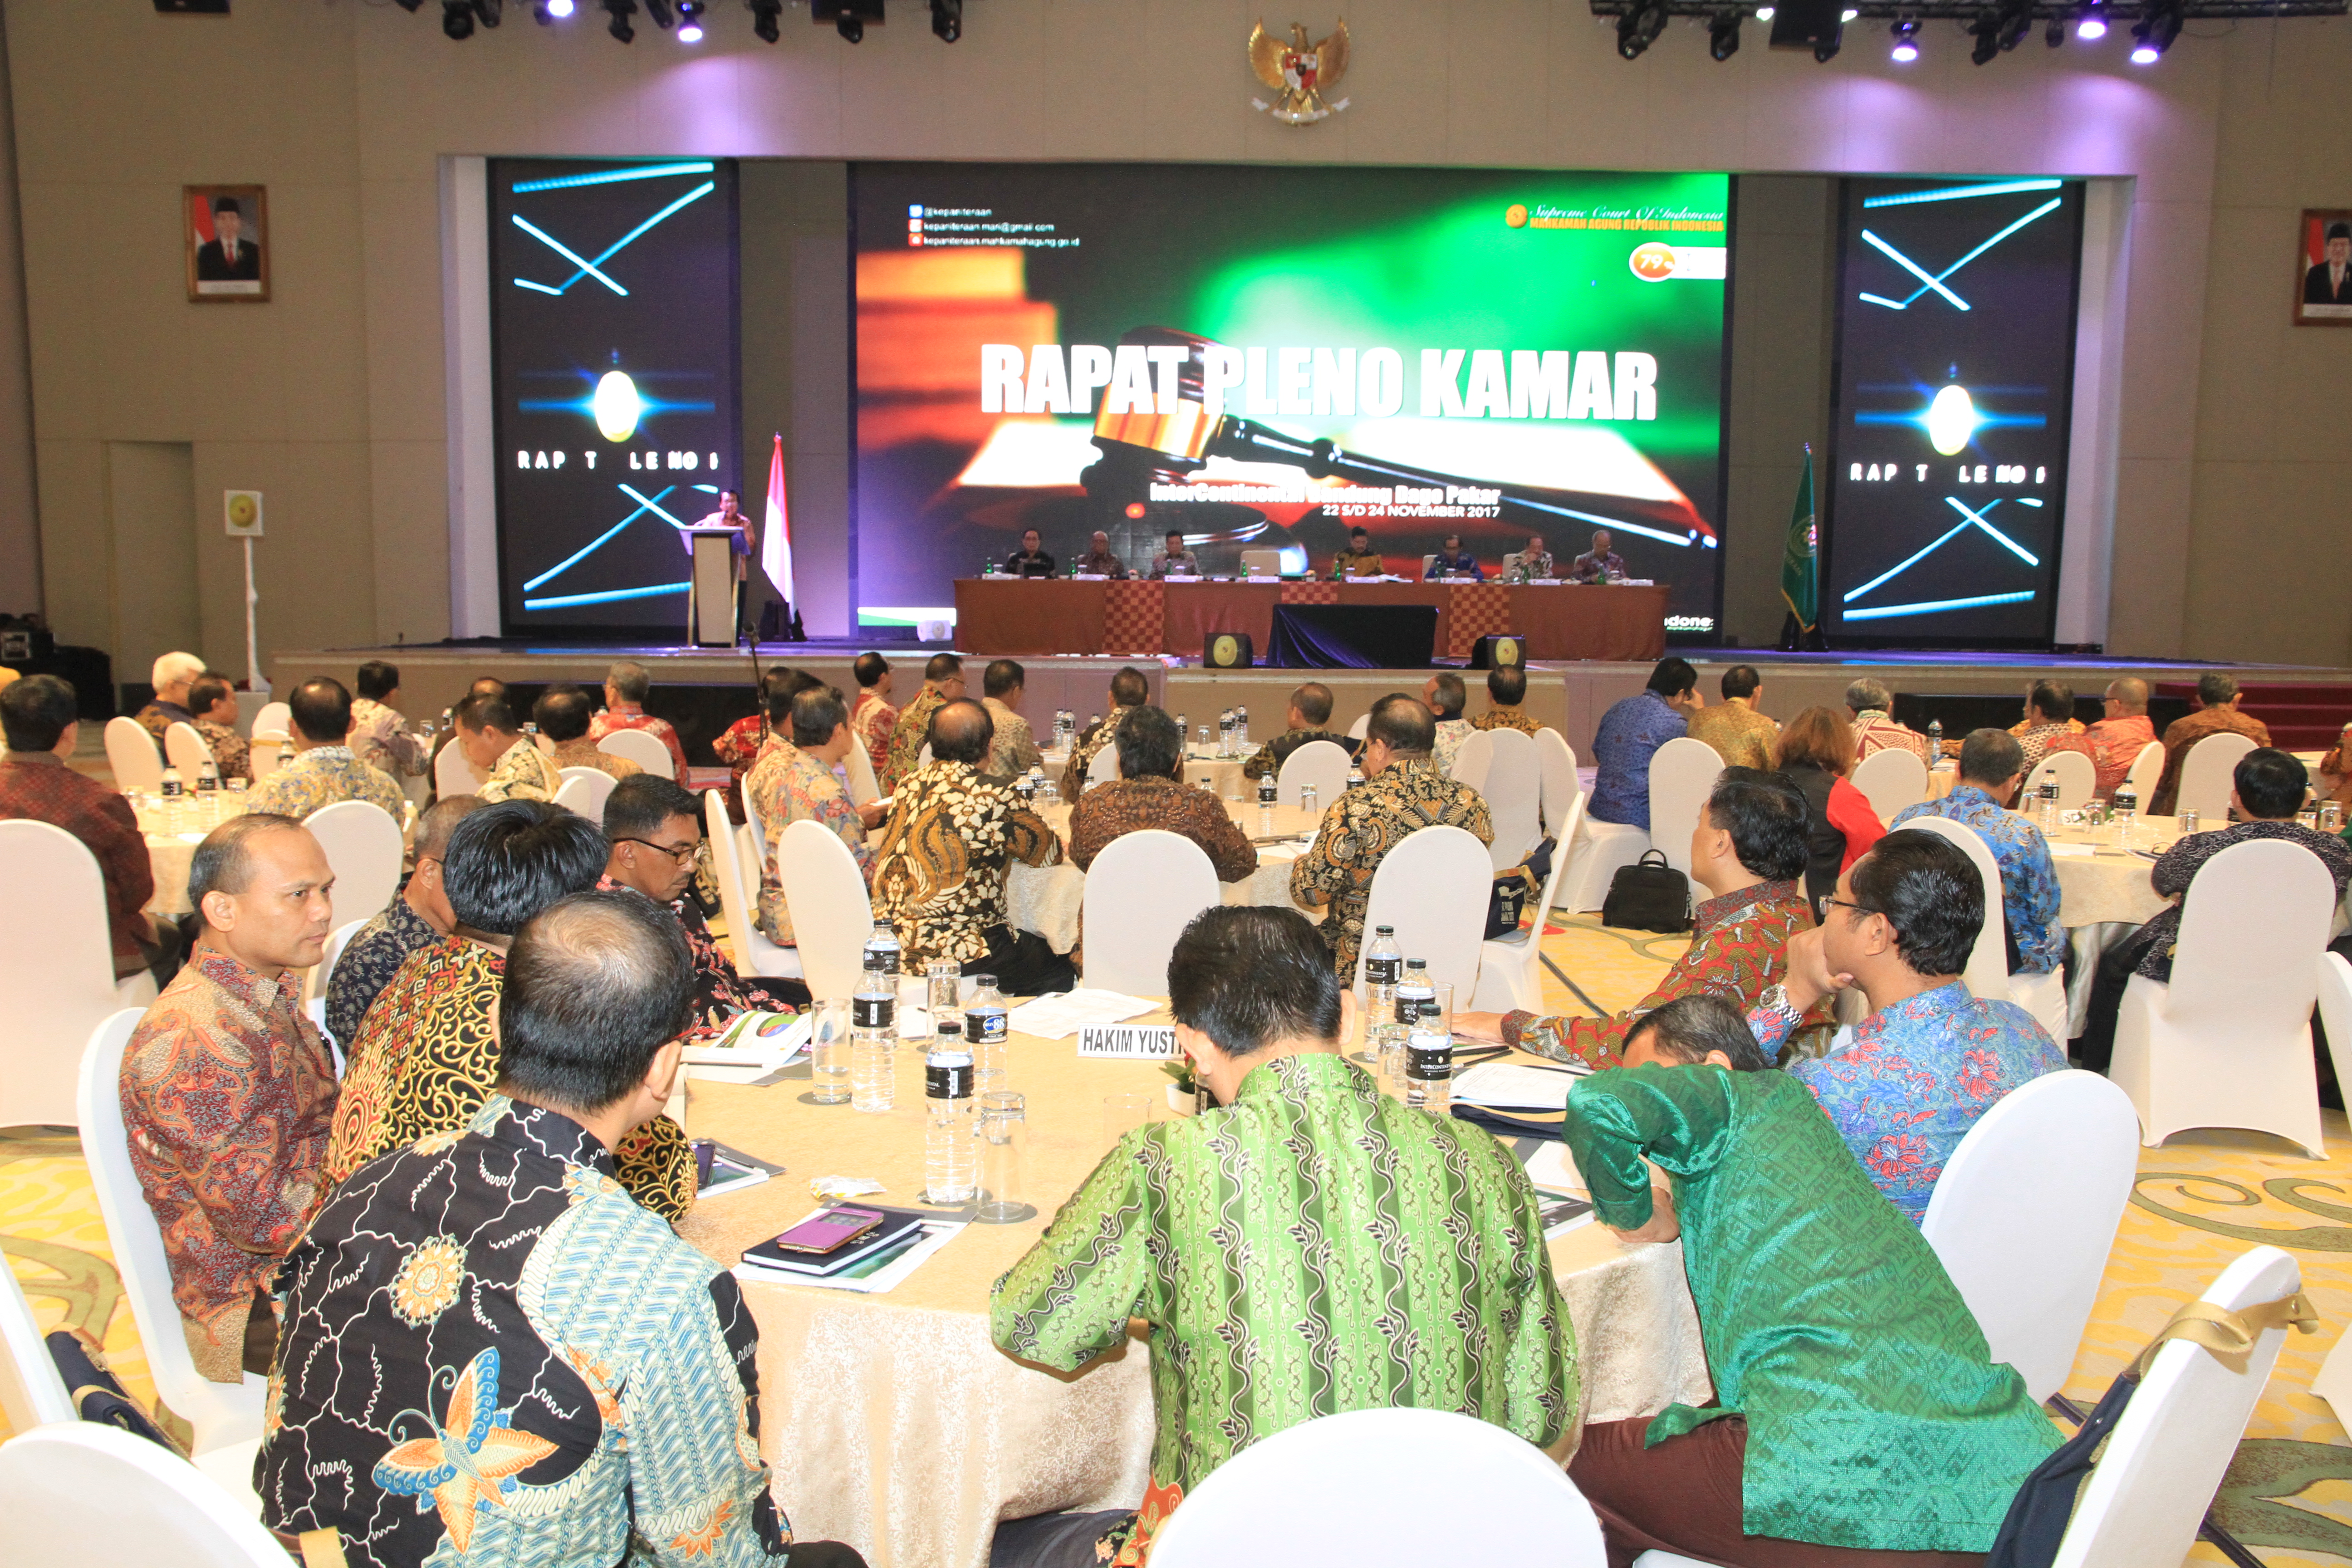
1824, 176, 2084, 647
850, 163, 1731, 635
490, 158, 740, 635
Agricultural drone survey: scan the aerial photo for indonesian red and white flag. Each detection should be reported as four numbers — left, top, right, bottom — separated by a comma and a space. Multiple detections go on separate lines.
760, 432, 795, 611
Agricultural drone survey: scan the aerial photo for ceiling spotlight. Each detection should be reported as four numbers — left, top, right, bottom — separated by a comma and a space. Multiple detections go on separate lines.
397, 0, 424, 10
816, 0, 883, 41
676, 0, 704, 38
1615, 0, 1669, 60
1813, 36, 1841, 59
931, 0, 962, 40
442, 0, 475, 38
1969, 6, 2003, 60
2044, 15, 2064, 42
1754, 5, 1774, 15
475, 0, 504, 24
1890, 17, 1920, 58
2130, 2, 2180, 58
2076, 4, 2108, 37
750, 0, 782, 41
1839, 7, 1858, 18
534, 0, 575, 19
1708, 9, 1742, 58
602, 0, 636, 40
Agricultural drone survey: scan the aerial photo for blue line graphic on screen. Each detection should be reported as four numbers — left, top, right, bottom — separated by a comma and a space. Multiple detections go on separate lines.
510, 161, 716, 195
1859, 179, 2063, 210
1855, 193, 2065, 312
510, 175, 717, 298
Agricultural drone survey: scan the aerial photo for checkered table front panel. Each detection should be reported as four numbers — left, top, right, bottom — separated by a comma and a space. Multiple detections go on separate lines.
1447, 583, 1512, 657
1103, 580, 1165, 655
1279, 581, 1339, 606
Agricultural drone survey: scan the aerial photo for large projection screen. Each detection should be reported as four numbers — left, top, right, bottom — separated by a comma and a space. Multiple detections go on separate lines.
851, 163, 1731, 637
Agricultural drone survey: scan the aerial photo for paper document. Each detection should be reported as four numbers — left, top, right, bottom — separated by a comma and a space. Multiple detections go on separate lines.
2047, 843, 2100, 858
684, 1010, 809, 1070
734, 1219, 965, 1295
1007, 989, 1160, 1039
1453, 1061, 1587, 1112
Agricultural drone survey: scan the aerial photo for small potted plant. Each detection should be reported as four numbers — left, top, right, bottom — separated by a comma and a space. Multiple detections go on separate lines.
1163, 1059, 1210, 1117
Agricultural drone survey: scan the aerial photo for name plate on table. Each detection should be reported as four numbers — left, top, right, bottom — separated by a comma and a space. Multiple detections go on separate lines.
1078, 1024, 1180, 1060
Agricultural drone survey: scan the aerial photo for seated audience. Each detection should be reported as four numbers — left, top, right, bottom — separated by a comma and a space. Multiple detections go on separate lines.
324, 794, 482, 1049
2011, 681, 2080, 769
980, 657, 1046, 782
187, 671, 250, 782
1562, 993, 2060, 1564
747, 686, 883, 944
1290, 694, 1493, 977
1774, 704, 1885, 909
536, 683, 642, 781
325, 799, 693, 1217
1326, 525, 1383, 579
134, 650, 205, 744
990, 907, 1576, 1568
2076, 747, 2352, 1072
1240, 680, 1361, 779
1422, 671, 1475, 774
885, 652, 964, 790
1516, 533, 1555, 578
2072, 676, 2157, 800
1569, 527, 1626, 584
259, 892, 866, 1568
1460, 770, 1820, 1068
1751, 830, 2065, 1220
588, 659, 689, 778
1589, 657, 1700, 829
1471, 664, 1543, 735
243, 676, 408, 822
1074, 529, 1127, 578
872, 698, 1073, 994
1685, 664, 1777, 770
457, 690, 558, 804
2319, 717, 2352, 809
851, 652, 898, 776
0, 673, 174, 983
427, 674, 508, 788
1069, 706, 1258, 882
1147, 528, 1201, 579
1891, 728, 2065, 976
1061, 665, 1150, 793
1003, 526, 1056, 578
1425, 531, 1484, 580
713, 667, 816, 795
122, 814, 337, 1382
1846, 676, 1931, 764
348, 659, 426, 779
2150, 670, 2274, 815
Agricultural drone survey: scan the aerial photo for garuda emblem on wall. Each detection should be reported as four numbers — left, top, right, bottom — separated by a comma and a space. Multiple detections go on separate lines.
1249, 19, 1350, 125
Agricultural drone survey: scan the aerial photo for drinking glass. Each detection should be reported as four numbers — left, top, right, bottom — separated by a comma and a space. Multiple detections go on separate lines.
975, 1091, 1036, 1224
926, 960, 960, 1019
1103, 1092, 1154, 1146
2176, 806, 2200, 838
803, 998, 853, 1105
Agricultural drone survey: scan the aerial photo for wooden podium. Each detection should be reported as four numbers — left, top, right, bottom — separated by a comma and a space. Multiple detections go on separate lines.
685, 526, 744, 647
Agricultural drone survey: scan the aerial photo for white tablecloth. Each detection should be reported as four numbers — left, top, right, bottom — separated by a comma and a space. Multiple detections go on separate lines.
1007, 799, 1324, 954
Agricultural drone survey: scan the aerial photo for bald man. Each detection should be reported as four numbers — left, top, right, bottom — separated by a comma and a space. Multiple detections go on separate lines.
2065, 677, 2156, 801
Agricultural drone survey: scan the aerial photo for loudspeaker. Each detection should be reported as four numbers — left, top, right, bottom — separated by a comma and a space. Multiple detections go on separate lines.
1470, 633, 1526, 671
1767, 0, 1844, 48
1204, 632, 1254, 669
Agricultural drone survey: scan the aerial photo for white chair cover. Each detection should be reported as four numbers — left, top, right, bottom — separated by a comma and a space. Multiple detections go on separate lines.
2176, 731, 2257, 823
1084, 741, 1118, 789
302, 800, 403, 931
701, 789, 803, 981
551, 774, 596, 818
1557, 816, 1649, 915
77, 1010, 267, 1455
1850, 747, 1929, 821
1346, 713, 1370, 741
304, 916, 370, 1034
1896, 816, 2017, 1003
163, 721, 214, 782
775, 818, 876, 1003
0, 1423, 282, 1565
1534, 728, 1579, 841
1471, 791, 1582, 1014
0, 821, 155, 1129
1081, 831, 1222, 995
2125, 739, 2165, 804
1148, 1406, 1608, 1568
0, 1262, 75, 1433
1919, 1069, 2141, 1402
2112, 838, 2332, 1156
1275, 740, 1351, 809
1351, 824, 1490, 1000
2315, 953, 2352, 1157
1449, 730, 1496, 794
1646, 736, 1724, 879
2024, 749, 2096, 810
598, 728, 675, 779
104, 716, 162, 793
432, 739, 482, 800
1480, 728, 1544, 873
843, 740, 882, 808
554, 765, 618, 823
248, 701, 291, 741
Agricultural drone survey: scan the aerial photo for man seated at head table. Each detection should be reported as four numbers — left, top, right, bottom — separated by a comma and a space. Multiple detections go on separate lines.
1062, 665, 1151, 794
1515, 532, 1555, 578
455, 689, 559, 804
1074, 529, 1127, 577
1588, 657, 1701, 831
1471, 664, 1543, 735
537, 683, 644, 781
1890, 727, 2065, 978
1460, 769, 1824, 1070
1003, 526, 1056, 578
1239, 680, 1361, 779
259, 891, 869, 1568
1748, 829, 2065, 1223
1845, 676, 1932, 765
1568, 527, 1626, 584
246, 676, 408, 822
989, 906, 1578, 1568
884, 651, 965, 792
325, 799, 696, 1219
1685, 663, 1778, 771
1070, 705, 1258, 883
122, 814, 338, 1383
749, 684, 885, 946
2074, 676, 2156, 801
1147, 528, 1201, 579
980, 657, 1046, 783
1421, 670, 1475, 774
2149, 670, 2274, 816
1424, 531, 1484, 580
186, 670, 251, 782
325, 794, 484, 1050
1561, 992, 2062, 1568
1327, 524, 1384, 579
589, 658, 691, 779
1289, 694, 1492, 979
871, 697, 1074, 995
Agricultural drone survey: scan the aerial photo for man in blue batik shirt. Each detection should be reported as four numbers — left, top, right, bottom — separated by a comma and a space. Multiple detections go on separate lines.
1747, 830, 2063, 1223
1589, 658, 1702, 832
1424, 533, 1485, 581
1889, 728, 2065, 977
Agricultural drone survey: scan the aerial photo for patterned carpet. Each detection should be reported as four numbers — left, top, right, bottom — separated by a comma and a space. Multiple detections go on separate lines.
7, 915, 2352, 1565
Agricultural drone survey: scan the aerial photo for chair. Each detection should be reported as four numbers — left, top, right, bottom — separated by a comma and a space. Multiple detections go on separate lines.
303, 916, 369, 1036
2111, 839, 2332, 1156
1471, 792, 1582, 1013
1350, 824, 1490, 1000
0, 822, 157, 1130
2024, 749, 2096, 811
1147, 1406, 1608, 1568
1557, 813, 1648, 915
1080, 831, 1222, 994
432, 739, 482, 799
248, 701, 291, 741
302, 800, 403, 930
0, 1263, 76, 1434
2315, 953, 2352, 1148
1085, 741, 1119, 789
843, 741, 882, 808
2125, 739, 2164, 804
1646, 736, 1723, 879
77, 1010, 268, 1456
103, 716, 162, 794
701, 789, 803, 982
1418, 553, 1436, 579
2175, 731, 2257, 823
1919, 1069, 2141, 1402
163, 721, 214, 782
599, 728, 675, 779
0, 1423, 282, 1565
1480, 728, 1544, 873
1239, 547, 1283, 578
1534, 728, 1579, 841
554, 764, 618, 822
246, 742, 284, 782
1899, 815, 2070, 1040
1500, 551, 1525, 578
1346, 713, 1370, 742
1449, 729, 1495, 793
1275, 739, 1351, 809
1850, 746, 1929, 820
775, 818, 876, 1002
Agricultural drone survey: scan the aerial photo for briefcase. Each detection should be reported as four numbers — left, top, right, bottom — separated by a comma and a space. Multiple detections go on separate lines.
1600, 849, 1690, 934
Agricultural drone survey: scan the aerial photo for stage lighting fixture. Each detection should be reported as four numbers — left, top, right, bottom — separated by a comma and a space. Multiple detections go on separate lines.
2130, 1, 2180, 58
1615, 0, 1668, 59
750, 0, 782, 41
1968, 6, 2004, 59
443, 0, 475, 38
475, 0, 504, 23
931, 0, 962, 40
644, 0, 674, 23
534, 0, 576, 20
1814, 35, 1841, 57
603, 0, 636, 40
1754, 6, 1774, 16
2076, 2, 2109, 37
1889, 17, 1920, 58
816, 0, 883, 41
396, 0, 425, 10
676, 0, 704, 38
1839, 7, 1857, 18
1707, 10, 1742, 57
1997, 3, 2034, 48
2045, 15, 2064, 42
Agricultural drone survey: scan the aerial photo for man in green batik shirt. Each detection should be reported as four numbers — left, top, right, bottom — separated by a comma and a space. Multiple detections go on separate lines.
990, 906, 1577, 1568
1562, 993, 2060, 1567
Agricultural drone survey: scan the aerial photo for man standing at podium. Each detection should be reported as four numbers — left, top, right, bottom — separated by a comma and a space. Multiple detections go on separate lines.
686, 489, 759, 642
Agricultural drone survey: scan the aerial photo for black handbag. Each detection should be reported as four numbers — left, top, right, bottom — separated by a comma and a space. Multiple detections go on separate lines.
1601, 848, 1690, 933
44, 1327, 188, 1456
1486, 836, 1557, 939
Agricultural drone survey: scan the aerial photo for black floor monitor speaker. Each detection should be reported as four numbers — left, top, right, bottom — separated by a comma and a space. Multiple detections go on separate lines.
1204, 632, 1254, 669
1768, 0, 1844, 49
1470, 633, 1528, 671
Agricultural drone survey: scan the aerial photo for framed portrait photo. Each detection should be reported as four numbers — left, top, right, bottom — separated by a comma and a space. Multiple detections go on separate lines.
186, 185, 269, 302
2295, 208, 2352, 327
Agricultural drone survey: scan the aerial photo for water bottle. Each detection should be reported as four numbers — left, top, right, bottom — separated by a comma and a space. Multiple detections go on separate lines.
1174, 714, 1188, 750
195, 754, 222, 824
1393, 958, 1436, 1095
863, 929, 902, 982
2038, 776, 2059, 832
1088, 713, 1102, 733
1406, 1004, 1453, 1112
964, 974, 1009, 1094
1926, 719, 1944, 769
159, 765, 186, 832
2111, 776, 2138, 847
1219, 709, 1235, 757
1362, 926, 1402, 1064
923, 1019, 977, 1203
851, 957, 897, 1113
1347, 760, 1366, 789
1235, 705, 1250, 746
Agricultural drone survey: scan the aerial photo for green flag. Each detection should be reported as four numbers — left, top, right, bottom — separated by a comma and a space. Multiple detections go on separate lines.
1781, 448, 1819, 632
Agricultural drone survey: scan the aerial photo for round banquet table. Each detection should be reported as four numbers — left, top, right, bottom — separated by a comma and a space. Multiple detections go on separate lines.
1007, 796, 1327, 954
675, 1029, 1711, 1568
135, 794, 418, 918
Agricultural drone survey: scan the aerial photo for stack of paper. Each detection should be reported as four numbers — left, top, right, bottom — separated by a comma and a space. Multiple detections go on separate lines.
685, 1010, 809, 1075
1006, 989, 1159, 1040
1451, 1060, 1586, 1112
735, 1212, 968, 1296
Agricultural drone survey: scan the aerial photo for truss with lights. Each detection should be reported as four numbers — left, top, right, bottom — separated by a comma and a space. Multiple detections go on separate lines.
1592, 0, 2344, 64
401, 0, 966, 44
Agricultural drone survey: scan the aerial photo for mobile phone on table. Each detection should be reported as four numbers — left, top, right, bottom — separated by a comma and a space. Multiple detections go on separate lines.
769, 1205, 887, 1256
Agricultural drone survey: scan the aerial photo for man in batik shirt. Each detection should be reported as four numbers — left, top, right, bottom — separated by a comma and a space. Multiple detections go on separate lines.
588, 659, 690, 779
1422, 671, 1476, 776
246, 677, 407, 822
1749, 830, 2063, 1223
2149, 670, 2274, 816
2009, 681, 2082, 771
1845, 676, 1933, 765
1290, 695, 1492, 978
325, 795, 481, 1049
348, 659, 428, 779
979, 658, 1046, 783
848, 651, 898, 778
134, 650, 204, 745
1470, 664, 1544, 736
122, 815, 339, 1382
536, 684, 642, 783
991, 908, 1576, 1568
1684, 665, 1777, 771
1239, 681, 1360, 780
260, 893, 867, 1568
1891, 729, 2065, 978
187, 671, 252, 781
2070, 676, 2157, 800
457, 691, 560, 804
1060, 666, 1150, 794
746, 687, 882, 944
713, 669, 818, 801
1461, 771, 1822, 1069
882, 652, 965, 792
